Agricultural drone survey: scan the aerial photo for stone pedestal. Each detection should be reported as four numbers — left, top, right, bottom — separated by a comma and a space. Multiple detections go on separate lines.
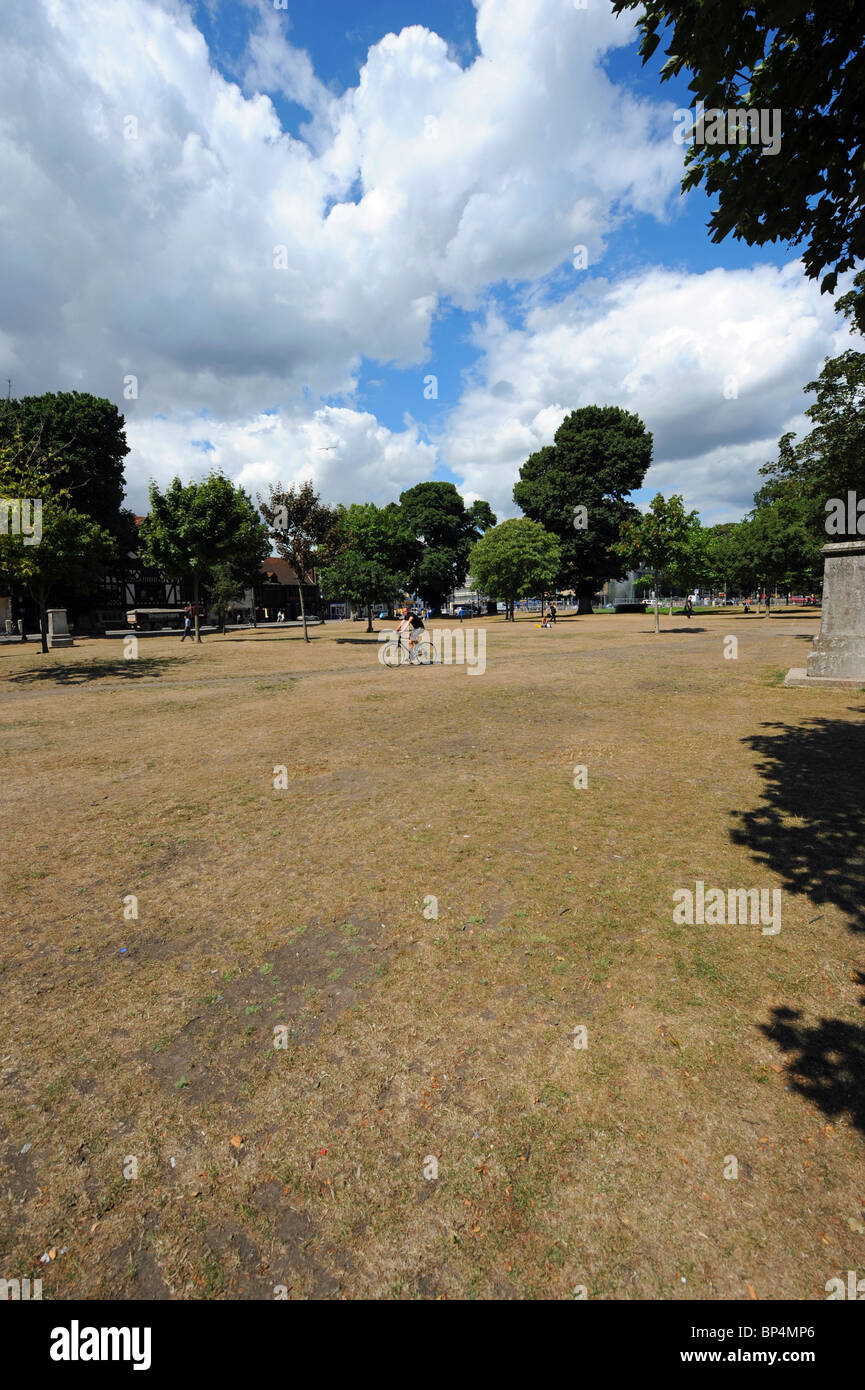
47, 608, 74, 649
785, 541, 865, 687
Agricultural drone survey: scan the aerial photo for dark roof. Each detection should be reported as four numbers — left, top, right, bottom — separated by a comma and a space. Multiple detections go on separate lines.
260, 556, 313, 586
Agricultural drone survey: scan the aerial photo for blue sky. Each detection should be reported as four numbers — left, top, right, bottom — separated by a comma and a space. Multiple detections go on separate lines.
192, 0, 792, 463
1, 0, 852, 522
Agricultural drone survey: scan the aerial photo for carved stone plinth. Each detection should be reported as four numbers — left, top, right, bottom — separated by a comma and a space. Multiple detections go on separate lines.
47, 608, 74, 649
785, 541, 865, 687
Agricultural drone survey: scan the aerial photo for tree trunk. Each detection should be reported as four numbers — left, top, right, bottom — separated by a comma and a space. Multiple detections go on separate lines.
38, 587, 48, 654
366, 601, 373, 634
299, 581, 310, 642
653, 570, 660, 634
576, 591, 593, 615
193, 574, 202, 643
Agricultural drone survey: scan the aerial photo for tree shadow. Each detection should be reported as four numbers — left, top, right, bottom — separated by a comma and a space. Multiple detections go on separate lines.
732, 713, 865, 933
334, 637, 381, 645
4, 657, 179, 685
736, 716, 865, 1134
639, 625, 708, 634
219, 635, 315, 644
760, 987, 865, 1137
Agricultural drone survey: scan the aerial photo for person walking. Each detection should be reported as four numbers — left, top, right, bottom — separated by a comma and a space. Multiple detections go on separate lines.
181, 603, 195, 641
458, 606, 464, 623
549, 601, 557, 624
684, 597, 694, 620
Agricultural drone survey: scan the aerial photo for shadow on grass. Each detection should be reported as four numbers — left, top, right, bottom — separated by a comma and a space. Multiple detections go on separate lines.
768, 611, 821, 620
5, 657, 179, 685
761, 986, 865, 1137
732, 712, 865, 933
220, 633, 318, 643
335, 636, 381, 644
736, 716, 865, 1133
639, 625, 708, 635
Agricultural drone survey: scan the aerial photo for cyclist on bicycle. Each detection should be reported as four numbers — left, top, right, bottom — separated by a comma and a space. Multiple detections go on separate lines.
393, 610, 423, 657
406, 610, 425, 654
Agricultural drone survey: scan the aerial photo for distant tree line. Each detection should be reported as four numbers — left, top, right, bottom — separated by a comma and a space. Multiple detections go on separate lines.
1, 337, 861, 647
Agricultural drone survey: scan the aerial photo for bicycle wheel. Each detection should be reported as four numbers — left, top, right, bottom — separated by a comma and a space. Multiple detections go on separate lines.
380, 640, 406, 667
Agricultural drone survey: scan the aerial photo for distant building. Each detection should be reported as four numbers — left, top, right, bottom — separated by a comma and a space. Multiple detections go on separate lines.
451, 576, 489, 613
256, 558, 320, 621
3, 543, 321, 635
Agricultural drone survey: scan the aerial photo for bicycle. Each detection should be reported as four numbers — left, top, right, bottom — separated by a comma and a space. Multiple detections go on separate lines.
380, 631, 438, 666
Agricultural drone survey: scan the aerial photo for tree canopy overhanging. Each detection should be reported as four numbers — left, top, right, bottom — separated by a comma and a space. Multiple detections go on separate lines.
612, 0, 865, 316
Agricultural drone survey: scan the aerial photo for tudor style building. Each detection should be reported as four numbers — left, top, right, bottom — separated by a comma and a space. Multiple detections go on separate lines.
2, 533, 322, 636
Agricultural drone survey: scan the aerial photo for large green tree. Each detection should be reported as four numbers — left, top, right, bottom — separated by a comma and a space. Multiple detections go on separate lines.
467, 518, 561, 621
140, 473, 269, 643
613, 0, 865, 322
513, 406, 652, 612
319, 502, 418, 632
760, 352, 865, 515
258, 481, 338, 643
704, 520, 756, 598
0, 391, 131, 539
398, 481, 496, 610
615, 492, 702, 633
0, 433, 116, 653
741, 479, 824, 607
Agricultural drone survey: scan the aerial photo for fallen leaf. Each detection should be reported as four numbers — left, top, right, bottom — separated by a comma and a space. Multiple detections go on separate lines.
230, 1135, 243, 1148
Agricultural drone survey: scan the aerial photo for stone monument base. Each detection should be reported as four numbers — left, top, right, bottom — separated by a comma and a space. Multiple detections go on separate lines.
784, 667, 865, 689
785, 539, 865, 688
47, 608, 74, 649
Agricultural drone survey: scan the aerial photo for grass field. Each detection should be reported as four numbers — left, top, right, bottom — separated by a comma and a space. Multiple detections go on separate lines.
1, 610, 864, 1300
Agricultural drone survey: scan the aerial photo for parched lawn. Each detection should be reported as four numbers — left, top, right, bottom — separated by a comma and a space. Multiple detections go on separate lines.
1, 610, 863, 1300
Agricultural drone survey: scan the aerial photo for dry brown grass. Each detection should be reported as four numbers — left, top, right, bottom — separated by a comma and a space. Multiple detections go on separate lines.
1, 610, 863, 1300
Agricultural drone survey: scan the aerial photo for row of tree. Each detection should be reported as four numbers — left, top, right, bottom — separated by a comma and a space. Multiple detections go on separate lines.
466, 337, 864, 628
1, 333, 861, 649
0, 395, 500, 648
